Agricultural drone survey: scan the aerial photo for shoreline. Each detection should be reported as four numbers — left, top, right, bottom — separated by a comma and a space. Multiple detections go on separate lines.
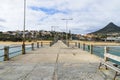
0, 40, 52, 45
70, 40, 120, 46
0, 40, 120, 46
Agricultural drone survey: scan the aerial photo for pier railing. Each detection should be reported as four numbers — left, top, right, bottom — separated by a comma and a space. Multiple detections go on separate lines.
62, 41, 77, 48
62, 40, 69, 47
0, 41, 52, 61
0, 48, 4, 61
68, 41, 120, 60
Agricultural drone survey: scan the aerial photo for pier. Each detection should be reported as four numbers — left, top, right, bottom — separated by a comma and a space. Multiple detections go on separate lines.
0, 40, 120, 80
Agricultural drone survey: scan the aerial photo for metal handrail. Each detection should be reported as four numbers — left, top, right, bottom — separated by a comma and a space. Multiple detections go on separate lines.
109, 48, 120, 53
0, 48, 4, 50
0, 48, 4, 58
9, 45, 22, 48
9, 50, 22, 55
0, 55, 4, 58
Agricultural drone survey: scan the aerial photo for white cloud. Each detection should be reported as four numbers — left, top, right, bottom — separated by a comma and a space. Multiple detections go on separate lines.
0, 0, 120, 34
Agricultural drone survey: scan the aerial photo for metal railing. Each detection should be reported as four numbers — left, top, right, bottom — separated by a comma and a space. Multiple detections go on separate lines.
72, 42, 120, 60
0, 41, 51, 61
0, 48, 4, 58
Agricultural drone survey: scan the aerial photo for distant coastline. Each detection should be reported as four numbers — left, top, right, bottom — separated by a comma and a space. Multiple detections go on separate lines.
0, 40, 120, 46
70, 40, 120, 46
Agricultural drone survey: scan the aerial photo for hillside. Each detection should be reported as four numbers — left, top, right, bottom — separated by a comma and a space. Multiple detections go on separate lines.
90, 22, 120, 34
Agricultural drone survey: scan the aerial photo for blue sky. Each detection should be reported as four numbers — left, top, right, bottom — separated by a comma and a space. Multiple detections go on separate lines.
0, 0, 120, 34
29, 6, 69, 15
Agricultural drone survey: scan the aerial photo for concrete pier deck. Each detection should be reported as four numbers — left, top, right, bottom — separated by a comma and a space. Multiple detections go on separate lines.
0, 41, 119, 80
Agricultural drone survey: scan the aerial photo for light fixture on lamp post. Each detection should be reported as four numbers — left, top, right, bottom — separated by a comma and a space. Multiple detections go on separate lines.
22, 0, 26, 54
61, 18, 73, 41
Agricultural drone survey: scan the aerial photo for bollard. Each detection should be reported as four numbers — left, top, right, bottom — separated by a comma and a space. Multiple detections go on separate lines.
37, 42, 39, 48
32, 43, 34, 50
90, 45, 93, 54
22, 44, 26, 54
4, 46, 9, 61
41, 42, 43, 47
78, 43, 80, 48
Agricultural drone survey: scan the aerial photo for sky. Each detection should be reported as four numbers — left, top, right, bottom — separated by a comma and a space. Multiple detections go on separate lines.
0, 0, 120, 34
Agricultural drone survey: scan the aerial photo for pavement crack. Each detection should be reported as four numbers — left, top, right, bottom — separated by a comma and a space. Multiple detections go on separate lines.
52, 49, 60, 80
18, 64, 38, 80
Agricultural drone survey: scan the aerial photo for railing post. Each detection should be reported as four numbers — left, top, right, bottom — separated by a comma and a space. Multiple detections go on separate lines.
41, 42, 43, 47
83, 43, 85, 50
104, 46, 109, 61
78, 43, 80, 48
104, 46, 109, 54
50, 42, 52, 46
4, 46, 9, 61
37, 42, 39, 48
50, 42, 51, 46
65, 41, 67, 46
32, 43, 34, 50
90, 45, 93, 54
75, 42, 77, 47
22, 44, 26, 54
67, 41, 69, 47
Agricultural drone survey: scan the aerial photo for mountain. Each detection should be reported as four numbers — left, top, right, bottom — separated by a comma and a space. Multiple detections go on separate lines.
90, 22, 120, 34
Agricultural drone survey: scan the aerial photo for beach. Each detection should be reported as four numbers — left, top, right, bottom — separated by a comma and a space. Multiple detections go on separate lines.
0, 40, 52, 46
0, 40, 120, 46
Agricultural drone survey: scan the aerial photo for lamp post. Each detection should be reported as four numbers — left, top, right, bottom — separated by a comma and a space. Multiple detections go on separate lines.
22, 0, 26, 54
61, 18, 73, 41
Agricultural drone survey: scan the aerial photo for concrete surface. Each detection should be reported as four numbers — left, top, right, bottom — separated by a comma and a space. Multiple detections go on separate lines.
0, 40, 119, 80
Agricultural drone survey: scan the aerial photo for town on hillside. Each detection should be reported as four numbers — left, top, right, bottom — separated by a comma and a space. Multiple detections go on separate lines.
0, 22, 120, 42
0, 30, 81, 42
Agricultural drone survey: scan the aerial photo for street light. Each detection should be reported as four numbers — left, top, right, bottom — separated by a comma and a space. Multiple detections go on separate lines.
61, 18, 73, 41
22, 0, 26, 54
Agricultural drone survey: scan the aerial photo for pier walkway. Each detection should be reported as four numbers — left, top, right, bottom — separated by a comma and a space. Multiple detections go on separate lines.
0, 41, 118, 80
